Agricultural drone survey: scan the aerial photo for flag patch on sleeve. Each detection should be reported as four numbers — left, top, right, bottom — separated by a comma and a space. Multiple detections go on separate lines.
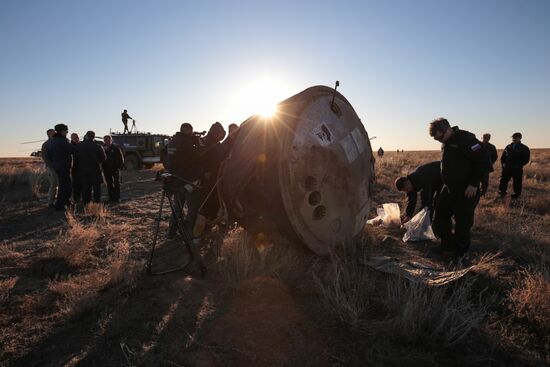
471, 143, 481, 151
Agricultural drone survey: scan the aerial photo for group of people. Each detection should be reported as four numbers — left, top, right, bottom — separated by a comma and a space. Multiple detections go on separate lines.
163, 121, 239, 239
41, 124, 124, 212
395, 118, 530, 259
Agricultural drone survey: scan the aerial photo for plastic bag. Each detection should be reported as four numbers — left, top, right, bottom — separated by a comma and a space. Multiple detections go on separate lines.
381, 203, 401, 228
402, 207, 436, 242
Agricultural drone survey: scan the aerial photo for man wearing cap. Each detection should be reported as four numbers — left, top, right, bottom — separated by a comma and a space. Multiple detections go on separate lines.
76, 131, 107, 204
480, 133, 498, 195
428, 118, 490, 258
41, 128, 57, 208
498, 133, 530, 199
47, 124, 76, 211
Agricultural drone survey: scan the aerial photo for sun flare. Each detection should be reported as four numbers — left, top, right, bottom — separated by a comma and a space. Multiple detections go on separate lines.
226, 76, 289, 121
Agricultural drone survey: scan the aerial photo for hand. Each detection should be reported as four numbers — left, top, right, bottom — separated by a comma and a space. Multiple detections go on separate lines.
464, 185, 478, 198
402, 216, 411, 224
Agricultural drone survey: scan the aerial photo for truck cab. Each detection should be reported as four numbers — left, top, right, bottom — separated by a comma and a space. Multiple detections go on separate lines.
111, 132, 169, 170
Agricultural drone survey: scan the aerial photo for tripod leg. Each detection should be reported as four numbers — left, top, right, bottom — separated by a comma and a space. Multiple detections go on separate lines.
166, 193, 206, 276
145, 189, 165, 274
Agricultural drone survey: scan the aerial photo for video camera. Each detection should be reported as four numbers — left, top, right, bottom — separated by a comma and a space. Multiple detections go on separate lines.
192, 130, 206, 145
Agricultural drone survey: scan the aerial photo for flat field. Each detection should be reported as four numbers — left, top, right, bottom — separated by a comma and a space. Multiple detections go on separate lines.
0, 151, 548, 366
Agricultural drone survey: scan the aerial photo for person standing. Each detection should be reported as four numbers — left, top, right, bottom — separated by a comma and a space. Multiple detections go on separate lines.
165, 123, 201, 238
480, 133, 498, 195
377, 147, 384, 157
41, 128, 57, 208
198, 122, 226, 222
222, 123, 239, 157
498, 132, 530, 199
103, 135, 124, 203
429, 118, 489, 258
76, 131, 106, 204
70, 133, 81, 203
121, 109, 132, 134
395, 161, 442, 223
47, 124, 76, 212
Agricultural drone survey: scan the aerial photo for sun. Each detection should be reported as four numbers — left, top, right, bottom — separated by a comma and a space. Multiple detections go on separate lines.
226, 76, 289, 121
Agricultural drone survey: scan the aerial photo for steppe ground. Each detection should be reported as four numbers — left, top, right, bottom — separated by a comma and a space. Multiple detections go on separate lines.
0, 151, 548, 367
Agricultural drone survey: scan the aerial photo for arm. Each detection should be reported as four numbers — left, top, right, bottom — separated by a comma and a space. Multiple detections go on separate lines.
466, 141, 489, 188
98, 146, 107, 163
420, 186, 432, 211
490, 145, 498, 164
405, 192, 417, 218
522, 146, 530, 167
116, 146, 124, 168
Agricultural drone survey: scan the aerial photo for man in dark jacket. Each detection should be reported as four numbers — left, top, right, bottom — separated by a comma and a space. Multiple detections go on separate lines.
76, 131, 106, 204
395, 161, 442, 223
498, 132, 530, 199
198, 122, 226, 221
429, 118, 490, 258
480, 133, 498, 195
222, 123, 239, 157
41, 128, 57, 208
103, 135, 124, 203
70, 133, 81, 203
47, 124, 76, 211
121, 109, 132, 134
166, 123, 202, 238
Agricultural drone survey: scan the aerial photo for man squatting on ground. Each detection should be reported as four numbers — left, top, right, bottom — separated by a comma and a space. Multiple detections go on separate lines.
429, 118, 491, 258
498, 132, 530, 199
103, 135, 124, 203
395, 161, 443, 223
41, 129, 58, 208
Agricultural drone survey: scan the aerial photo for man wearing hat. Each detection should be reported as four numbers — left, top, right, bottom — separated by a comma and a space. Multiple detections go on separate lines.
498, 132, 530, 199
46, 123, 76, 211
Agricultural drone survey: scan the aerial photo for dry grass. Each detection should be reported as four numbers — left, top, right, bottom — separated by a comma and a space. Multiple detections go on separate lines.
46, 213, 101, 267
508, 266, 550, 328
312, 238, 374, 329
0, 161, 47, 200
215, 228, 311, 289
378, 276, 495, 347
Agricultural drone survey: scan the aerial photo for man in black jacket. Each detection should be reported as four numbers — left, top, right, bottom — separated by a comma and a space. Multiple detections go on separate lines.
70, 133, 81, 203
395, 161, 442, 223
103, 135, 124, 203
429, 118, 490, 258
41, 128, 57, 208
47, 124, 76, 212
166, 123, 202, 238
198, 122, 226, 221
498, 132, 530, 199
76, 131, 106, 204
480, 133, 498, 195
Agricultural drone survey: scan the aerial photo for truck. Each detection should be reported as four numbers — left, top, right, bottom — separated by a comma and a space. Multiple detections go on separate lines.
111, 132, 169, 170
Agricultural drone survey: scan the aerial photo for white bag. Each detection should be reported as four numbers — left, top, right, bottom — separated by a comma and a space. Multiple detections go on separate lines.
381, 203, 401, 228
402, 207, 436, 242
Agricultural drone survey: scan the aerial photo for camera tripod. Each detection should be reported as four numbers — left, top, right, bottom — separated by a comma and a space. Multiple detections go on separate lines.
145, 173, 206, 276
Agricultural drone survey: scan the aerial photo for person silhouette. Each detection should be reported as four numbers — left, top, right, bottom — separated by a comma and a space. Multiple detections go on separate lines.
121, 109, 133, 134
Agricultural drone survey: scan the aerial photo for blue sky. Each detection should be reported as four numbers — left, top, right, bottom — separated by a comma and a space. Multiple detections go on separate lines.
1, 0, 549, 156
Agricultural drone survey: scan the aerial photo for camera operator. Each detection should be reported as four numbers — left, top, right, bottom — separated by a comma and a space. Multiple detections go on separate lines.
165, 123, 201, 239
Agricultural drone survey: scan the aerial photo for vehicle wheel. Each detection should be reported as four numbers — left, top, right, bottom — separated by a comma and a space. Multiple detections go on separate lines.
143, 163, 155, 169
125, 154, 141, 170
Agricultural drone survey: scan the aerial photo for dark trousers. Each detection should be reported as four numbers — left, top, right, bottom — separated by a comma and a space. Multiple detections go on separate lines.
104, 169, 121, 202
123, 122, 129, 134
81, 175, 101, 204
72, 171, 81, 202
200, 177, 220, 221
55, 168, 72, 210
432, 186, 480, 256
498, 167, 523, 196
168, 188, 200, 237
